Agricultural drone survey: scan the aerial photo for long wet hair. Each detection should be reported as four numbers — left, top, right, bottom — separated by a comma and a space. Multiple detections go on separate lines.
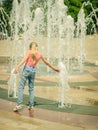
29, 42, 38, 61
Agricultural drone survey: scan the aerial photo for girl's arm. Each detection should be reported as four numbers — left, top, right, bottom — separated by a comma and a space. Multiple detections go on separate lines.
14, 51, 30, 73
41, 55, 60, 72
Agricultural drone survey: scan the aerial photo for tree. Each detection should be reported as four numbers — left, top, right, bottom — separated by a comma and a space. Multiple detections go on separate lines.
64, 0, 82, 21
2, 0, 21, 16
2, 0, 13, 16
64, 0, 98, 34
80, 0, 98, 34
2, 0, 21, 36
0, 0, 13, 36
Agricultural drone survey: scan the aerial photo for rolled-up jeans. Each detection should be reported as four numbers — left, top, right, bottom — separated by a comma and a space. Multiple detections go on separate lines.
17, 66, 36, 107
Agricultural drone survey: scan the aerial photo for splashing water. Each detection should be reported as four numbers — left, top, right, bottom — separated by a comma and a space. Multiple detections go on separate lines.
76, 8, 86, 72
8, 69, 19, 98
58, 62, 71, 108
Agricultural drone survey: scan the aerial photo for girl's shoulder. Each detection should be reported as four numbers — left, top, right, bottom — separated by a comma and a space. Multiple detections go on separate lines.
28, 50, 32, 54
37, 51, 42, 56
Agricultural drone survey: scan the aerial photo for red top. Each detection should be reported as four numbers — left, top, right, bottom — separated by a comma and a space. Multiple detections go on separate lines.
25, 51, 42, 67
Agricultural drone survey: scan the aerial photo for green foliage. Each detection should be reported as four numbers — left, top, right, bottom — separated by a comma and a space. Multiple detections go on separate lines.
70, 0, 82, 7
2, 0, 13, 36
86, 21, 94, 34
80, 0, 98, 19
64, 0, 82, 21
64, 0, 98, 34
81, 0, 98, 8
69, 6, 80, 21
2, 0, 98, 35
2, 0, 20, 16
2, 0, 13, 16
81, 0, 98, 34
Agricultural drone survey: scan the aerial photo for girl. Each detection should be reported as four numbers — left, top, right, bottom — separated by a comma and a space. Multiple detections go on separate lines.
13, 42, 60, 111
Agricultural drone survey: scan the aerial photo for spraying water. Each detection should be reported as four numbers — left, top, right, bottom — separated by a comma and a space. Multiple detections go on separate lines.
8, 69, 19, 98
4, 0, 97, 106
76, 8, 86, 73
58, 62, 71, 108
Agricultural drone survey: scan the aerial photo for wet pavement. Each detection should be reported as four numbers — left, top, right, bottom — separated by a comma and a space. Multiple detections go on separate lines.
0, 98, 98, 130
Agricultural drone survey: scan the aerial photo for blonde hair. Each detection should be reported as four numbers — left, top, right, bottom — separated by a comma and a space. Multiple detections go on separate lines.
29, 42, 38, 61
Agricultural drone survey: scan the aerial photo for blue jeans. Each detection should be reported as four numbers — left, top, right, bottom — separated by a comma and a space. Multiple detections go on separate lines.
17, 66, 36, 107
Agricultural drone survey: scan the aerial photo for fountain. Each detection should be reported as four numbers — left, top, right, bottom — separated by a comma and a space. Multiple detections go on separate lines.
32, 7, 44, 43
8, 69, 19, 98
76, 8, 86, 73
75, 1, 98, 72
5, 0, 98, 107
8, 0, 32, 98
58, 62, 71, 108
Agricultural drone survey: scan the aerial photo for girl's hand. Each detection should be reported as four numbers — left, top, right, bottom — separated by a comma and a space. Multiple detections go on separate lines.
41, 55, 60, 72
13, 67, 19, 74
54, 68, 60, 72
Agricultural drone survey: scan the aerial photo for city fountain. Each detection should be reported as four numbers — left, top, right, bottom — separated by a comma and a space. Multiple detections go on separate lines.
5, 0, 98, 107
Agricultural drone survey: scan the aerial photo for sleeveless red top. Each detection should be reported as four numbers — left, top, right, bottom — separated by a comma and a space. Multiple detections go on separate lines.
25, 51, 42, 67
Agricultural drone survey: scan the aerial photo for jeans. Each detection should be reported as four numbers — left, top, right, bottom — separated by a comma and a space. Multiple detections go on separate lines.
17, 66, 36, 107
